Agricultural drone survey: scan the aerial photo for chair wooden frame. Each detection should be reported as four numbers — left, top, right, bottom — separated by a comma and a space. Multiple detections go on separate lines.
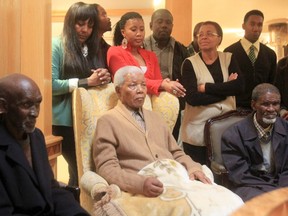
204, 110, 250, 187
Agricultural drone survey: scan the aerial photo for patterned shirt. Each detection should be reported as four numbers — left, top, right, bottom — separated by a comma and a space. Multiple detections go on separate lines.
253, 113, 275, 173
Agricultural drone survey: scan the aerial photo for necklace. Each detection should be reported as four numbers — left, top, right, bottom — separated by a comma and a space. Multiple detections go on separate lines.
81, 44, 88, 57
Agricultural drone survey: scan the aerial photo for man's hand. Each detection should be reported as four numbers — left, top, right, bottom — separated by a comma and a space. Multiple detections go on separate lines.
189, 170, 212, 184
143, 176, 164, 197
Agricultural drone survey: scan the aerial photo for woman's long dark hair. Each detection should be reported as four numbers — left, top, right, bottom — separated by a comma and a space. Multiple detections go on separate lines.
113, 12, 143, 46
62, 2, 99, 79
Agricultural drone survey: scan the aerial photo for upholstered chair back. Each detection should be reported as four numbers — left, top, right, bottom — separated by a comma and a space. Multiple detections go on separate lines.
204, 110, 249, 187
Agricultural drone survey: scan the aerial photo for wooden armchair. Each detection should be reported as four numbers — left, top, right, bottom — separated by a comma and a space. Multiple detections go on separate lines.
71, 83, 179, 214
204, 110, 249, 187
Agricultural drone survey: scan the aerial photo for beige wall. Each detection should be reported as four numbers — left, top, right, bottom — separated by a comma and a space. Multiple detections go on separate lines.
0, 0, 63, 178
51, 0, 191, 45
0, 0, 52, 135
192, 0, 288, 57
52, 0, 288, 59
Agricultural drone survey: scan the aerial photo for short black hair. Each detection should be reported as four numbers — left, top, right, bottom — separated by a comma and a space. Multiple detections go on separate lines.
251, 83, 280, 101
151, 9, 173, 22
244, 10, 264, 23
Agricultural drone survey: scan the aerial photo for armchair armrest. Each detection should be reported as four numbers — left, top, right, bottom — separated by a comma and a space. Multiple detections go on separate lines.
80, 171, 121, 202
80, 171, 108, 200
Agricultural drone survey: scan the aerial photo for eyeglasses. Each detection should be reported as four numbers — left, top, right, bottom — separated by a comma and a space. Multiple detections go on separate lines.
196, 32, 219, 38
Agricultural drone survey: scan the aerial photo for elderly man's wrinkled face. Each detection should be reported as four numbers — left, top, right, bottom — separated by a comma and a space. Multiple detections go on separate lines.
5, 80, 42, 139
117, 72, 147, 111
251, 91, 280, 128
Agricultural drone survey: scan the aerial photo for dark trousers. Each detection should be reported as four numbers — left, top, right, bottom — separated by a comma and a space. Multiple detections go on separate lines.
52, 125, 78, 186
183, 142, 207, 165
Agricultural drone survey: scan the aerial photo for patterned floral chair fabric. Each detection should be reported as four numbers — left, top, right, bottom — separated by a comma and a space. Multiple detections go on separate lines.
72, 83, 179, 213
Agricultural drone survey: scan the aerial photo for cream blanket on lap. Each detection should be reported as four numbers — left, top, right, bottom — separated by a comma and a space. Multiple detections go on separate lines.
93, 159, 243, 216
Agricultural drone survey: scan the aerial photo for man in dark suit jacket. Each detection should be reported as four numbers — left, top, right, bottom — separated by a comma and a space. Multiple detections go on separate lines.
222, 83, 288, 202
274, 56, 288, 120
224, 10, 277, 109
144, 9, 189, 141
0, 74, 88, 215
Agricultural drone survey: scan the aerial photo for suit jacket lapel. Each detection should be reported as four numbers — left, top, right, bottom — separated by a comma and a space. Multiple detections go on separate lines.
243, 116, 263, 160
237, 41, 252, 64
271, 118, 287, 153
0, 125, 38, 184
29, 131, 51, 198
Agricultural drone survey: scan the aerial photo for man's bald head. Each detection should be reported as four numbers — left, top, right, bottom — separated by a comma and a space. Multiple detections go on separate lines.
0, 73, 42, 140
0, 73, 40, 102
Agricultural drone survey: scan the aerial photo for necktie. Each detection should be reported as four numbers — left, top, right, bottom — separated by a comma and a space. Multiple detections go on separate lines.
248, 45, 256, 65
133, 111, 146, 130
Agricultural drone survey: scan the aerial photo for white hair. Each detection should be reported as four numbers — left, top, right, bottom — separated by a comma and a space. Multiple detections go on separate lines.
113, 66, 144, 87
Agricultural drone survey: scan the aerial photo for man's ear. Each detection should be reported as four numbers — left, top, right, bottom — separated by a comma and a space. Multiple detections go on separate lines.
115, 86, 121, 96
0, 98, 8, 114
251, 100, 256, 111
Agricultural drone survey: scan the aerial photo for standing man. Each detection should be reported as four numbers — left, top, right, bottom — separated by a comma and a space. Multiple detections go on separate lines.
144, 9, 189, 141
274, 56, 288, 120
222, 83, 288, 201
224, 10, 277, 110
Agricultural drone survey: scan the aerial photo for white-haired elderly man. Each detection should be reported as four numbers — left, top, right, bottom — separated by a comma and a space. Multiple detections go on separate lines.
93, 65, 210, 197
92, 66, 243, 215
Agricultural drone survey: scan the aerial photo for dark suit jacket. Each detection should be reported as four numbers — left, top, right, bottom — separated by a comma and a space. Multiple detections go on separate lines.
0, 124, 88, 216
171, 41, 189, 82
172, 42, 189, 111
224, 41, 277, 108
221, 114, 288, 201
275, 56, 288, 109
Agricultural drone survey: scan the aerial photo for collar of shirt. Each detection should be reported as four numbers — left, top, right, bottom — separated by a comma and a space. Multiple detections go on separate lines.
150, 35, 175, 50
253, 113, 273, 141
129, 108, 144, 118
240, 37, 260, 56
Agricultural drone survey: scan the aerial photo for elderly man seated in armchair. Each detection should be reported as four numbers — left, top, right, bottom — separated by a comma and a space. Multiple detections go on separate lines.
92, 66, 243, 216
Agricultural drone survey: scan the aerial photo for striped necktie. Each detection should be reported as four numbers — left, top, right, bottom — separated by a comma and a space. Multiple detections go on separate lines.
248, 45, 256, 65
133, 111, 146, 130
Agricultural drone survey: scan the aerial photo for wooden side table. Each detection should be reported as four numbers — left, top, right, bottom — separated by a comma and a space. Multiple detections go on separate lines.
45, 135, 62, 178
